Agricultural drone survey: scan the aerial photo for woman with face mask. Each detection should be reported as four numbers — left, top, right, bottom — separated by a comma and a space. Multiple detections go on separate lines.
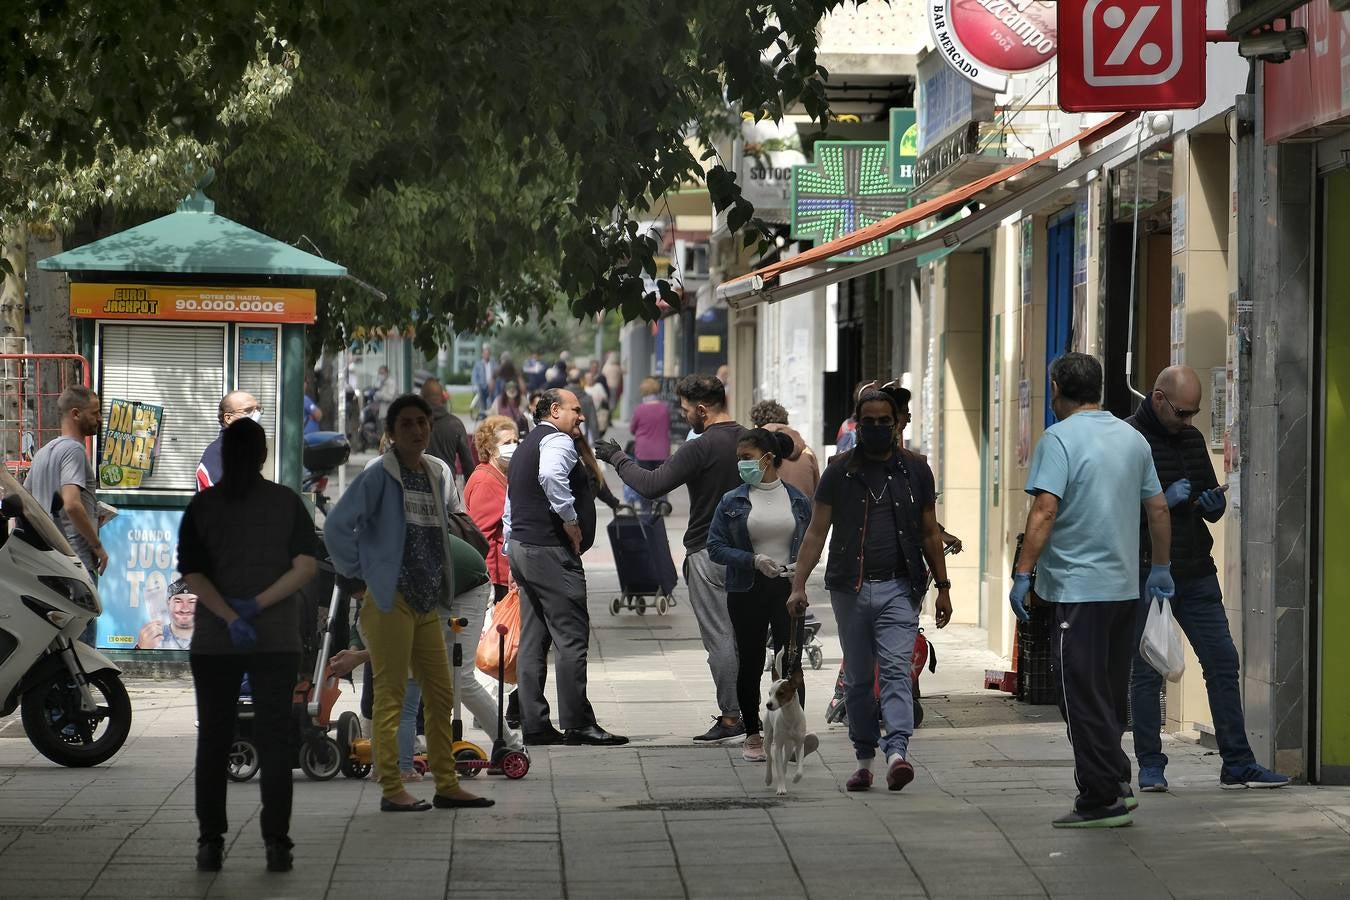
464, 415, 519, 603
705, 428, 813, 763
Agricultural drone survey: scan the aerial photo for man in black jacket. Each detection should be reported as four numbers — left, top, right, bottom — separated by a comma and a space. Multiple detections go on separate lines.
422, 378, 477, 481
594, 374, 747, 742
1127, 365, 1289, 791
786, 388, 953, 793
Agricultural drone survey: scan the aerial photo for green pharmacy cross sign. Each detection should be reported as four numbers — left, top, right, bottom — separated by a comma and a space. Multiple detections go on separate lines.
791, 142, 912, 263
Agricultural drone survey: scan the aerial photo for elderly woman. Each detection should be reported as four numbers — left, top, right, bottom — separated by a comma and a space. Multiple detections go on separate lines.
464, 415, 518, 603
325, 394, 492, 812
179, 418, 317, 872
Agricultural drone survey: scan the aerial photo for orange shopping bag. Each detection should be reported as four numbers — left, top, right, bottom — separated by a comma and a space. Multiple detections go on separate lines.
476, 586, 521, 684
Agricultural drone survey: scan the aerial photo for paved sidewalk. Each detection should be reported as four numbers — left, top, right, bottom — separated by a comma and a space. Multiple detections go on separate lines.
4, 563, 1350, 899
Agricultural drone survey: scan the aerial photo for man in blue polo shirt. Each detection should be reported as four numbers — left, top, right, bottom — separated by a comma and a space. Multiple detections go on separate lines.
1010, 353, 1173, 829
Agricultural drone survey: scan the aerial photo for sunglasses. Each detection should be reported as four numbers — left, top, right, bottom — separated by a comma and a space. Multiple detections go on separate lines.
1159, 392, 1199, 420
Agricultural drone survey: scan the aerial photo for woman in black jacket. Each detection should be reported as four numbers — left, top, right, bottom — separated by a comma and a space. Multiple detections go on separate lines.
179, 418, 318, 873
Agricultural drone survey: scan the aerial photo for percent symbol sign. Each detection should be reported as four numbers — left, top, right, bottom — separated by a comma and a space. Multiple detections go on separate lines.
1102, 5, 1161, 67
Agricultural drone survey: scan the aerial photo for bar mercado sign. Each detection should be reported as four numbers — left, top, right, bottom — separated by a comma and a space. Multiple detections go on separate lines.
928, 0, 1058, 92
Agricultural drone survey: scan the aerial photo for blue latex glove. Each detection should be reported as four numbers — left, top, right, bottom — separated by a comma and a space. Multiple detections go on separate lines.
227, 597, 261, 621
1009, 572, 1033, 623
1145, 563, 1174, 602
1195, 487, 1226, 516
1163, 478, 1192, 509
228, 617, 258, 650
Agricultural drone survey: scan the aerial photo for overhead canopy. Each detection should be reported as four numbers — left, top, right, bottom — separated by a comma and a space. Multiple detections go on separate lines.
717, 111, 1138, 309
39, 191, 346, 279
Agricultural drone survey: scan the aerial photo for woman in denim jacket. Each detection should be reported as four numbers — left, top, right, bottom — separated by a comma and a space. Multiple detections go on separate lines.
707, 428, 813, 762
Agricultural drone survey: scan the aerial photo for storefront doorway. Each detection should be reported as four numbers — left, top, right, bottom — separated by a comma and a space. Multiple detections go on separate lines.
1317, 167, 1350, 783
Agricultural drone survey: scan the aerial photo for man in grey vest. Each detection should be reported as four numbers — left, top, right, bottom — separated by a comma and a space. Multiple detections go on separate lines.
504, 388, 627, 747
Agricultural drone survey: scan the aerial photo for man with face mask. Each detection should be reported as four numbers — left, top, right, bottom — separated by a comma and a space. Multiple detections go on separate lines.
593, 374, 748, 742
1125, 365, 1288, 792
786, 387, 952, 793
196, 391, 262, 491
1010, 352, 1173, 829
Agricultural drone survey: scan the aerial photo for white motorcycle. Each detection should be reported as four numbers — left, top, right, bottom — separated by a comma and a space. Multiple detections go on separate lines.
0, 465, 131, 766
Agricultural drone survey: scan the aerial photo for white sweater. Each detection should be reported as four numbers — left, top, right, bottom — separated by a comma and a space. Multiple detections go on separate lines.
747, 480, 795, 568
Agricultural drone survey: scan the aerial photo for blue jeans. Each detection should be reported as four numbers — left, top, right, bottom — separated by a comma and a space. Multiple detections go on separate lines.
1130, 572, 1256, 771
830, 579, 919, 760
396, 676, 422, 772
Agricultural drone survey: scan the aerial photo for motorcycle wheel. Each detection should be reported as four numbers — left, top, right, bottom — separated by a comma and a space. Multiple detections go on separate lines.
20, 668, 132, 767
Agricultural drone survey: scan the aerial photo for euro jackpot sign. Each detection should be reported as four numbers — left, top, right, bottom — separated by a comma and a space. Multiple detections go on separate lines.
99, 399, 163, 489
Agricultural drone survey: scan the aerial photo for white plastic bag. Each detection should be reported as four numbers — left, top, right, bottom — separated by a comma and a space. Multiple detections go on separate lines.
1140, 597, 1186, 682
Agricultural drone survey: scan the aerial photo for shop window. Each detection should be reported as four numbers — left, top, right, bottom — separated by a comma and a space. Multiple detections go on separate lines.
98, 324, 227, 491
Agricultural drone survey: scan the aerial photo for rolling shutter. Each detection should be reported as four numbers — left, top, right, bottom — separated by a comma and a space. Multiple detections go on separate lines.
98, 324, 227, 491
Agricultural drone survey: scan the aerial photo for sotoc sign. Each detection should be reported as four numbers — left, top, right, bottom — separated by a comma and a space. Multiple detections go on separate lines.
928, 1, 1058, 93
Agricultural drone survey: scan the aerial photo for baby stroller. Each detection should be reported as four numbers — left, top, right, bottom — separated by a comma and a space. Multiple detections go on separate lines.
607, 504, 679, 616
227, 583, 348, 782
765, 609, 825, 671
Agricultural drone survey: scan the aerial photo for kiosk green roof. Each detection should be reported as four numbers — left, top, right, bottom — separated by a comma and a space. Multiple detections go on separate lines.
38, 191, 346, 278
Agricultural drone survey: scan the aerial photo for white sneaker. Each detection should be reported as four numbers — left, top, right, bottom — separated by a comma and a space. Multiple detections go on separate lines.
742, 734, 766, 762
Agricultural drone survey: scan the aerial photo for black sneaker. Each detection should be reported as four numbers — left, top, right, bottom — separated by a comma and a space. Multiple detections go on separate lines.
1052, 803, 1133, 829
196, 839, 224, 872
693, 717, 745, 742
1118, 782, 1139, 811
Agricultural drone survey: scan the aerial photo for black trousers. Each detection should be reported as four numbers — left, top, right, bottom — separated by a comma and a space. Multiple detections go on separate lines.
727, 573, 802, 735
191, 652, 299, 844
1054, 601, 1135, 811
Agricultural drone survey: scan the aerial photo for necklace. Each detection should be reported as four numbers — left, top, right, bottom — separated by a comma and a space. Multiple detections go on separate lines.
868, 474, 891, 503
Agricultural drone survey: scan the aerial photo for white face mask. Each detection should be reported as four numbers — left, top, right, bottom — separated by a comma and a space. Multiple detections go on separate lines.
497, 442, 517, 462
247, 410, 263, 424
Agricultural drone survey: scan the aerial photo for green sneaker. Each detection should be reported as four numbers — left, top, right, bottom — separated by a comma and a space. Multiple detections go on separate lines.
1118, 782, 1139, 811
1052, 803, 1133, 829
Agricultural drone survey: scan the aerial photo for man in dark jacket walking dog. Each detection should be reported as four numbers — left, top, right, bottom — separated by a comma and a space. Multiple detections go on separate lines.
1126, 365, 1289, 792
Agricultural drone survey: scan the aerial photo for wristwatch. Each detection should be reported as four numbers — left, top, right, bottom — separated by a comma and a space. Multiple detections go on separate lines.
934, 579, 952, 590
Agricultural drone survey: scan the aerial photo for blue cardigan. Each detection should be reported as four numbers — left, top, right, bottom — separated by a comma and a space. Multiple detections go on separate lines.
324, 452, 458, 612
706, 481, 813, 593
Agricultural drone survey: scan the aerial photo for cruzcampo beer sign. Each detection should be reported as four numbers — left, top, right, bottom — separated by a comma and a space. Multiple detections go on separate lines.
99, 399, 163, 489
71, 283, 317, 324
928, 1, 1058, 93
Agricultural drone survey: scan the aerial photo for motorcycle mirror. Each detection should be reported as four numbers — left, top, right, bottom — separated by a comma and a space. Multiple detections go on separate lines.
2, 493, 24, 520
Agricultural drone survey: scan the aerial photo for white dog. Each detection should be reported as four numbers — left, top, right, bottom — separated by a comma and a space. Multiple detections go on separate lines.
763, 649, 819, 796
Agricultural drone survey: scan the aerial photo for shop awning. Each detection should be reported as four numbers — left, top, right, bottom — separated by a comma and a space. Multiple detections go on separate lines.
39, 190, 346, 278
716, 111, 1139, 309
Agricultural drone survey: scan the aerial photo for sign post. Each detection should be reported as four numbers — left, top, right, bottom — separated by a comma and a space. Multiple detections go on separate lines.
1057, 0, 1207, 112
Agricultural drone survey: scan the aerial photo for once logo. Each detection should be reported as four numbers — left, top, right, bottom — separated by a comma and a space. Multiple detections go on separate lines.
929, 0, 1058, 92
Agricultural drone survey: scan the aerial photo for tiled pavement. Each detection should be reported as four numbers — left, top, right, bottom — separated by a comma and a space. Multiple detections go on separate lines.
3, 452, 1350, 897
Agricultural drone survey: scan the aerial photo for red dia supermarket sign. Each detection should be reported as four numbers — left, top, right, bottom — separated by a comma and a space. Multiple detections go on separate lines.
928, 1, 1058, 93
1057, 0, 1206, 112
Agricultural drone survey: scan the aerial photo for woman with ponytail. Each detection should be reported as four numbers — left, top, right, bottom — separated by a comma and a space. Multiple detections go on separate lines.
706, 428, 813, 762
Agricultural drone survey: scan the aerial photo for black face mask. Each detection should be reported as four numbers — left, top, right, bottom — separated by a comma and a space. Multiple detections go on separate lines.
858, 423, 895, 455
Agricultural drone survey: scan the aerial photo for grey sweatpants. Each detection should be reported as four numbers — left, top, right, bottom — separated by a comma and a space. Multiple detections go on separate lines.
684, 548, 740, 718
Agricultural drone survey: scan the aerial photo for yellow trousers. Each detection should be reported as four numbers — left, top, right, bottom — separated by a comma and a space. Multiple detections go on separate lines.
360, 595, 458, 798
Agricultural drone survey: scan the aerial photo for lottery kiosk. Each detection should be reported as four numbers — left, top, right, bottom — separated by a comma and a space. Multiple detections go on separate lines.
38, 188, 345, 662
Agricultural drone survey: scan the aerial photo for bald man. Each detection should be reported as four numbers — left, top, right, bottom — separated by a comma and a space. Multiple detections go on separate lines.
1126, 366, 1289, 791
196, 391, 262, 490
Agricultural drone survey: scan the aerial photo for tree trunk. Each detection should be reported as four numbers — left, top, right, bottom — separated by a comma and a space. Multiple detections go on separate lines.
0, 224, 27, 463
0, 222, 27, 338
27, 226, 76, 446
